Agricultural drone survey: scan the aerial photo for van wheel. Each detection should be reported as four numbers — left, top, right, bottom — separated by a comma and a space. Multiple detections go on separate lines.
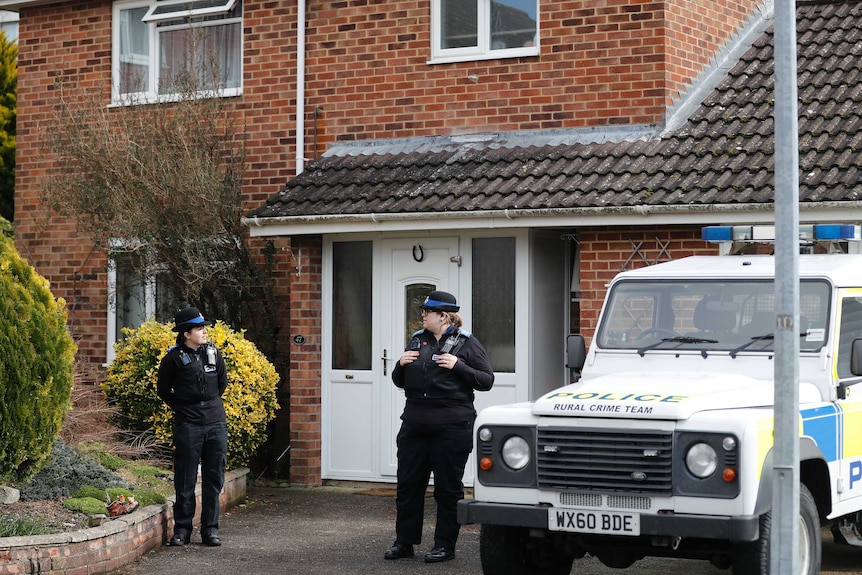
731, 484, 820, 575
479, 524, 574, 575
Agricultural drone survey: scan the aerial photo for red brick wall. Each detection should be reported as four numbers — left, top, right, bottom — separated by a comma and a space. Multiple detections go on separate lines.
14, 1, 113, 374
664, 0, 756, 105
577, 226, 719, 343
305, 0, 760, 144
287, 235, 323, 485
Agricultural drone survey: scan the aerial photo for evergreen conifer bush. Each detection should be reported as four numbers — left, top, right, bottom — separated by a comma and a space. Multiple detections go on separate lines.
103, 319, 279, 469
19, 438, 126, 501
0, 234, 76, 485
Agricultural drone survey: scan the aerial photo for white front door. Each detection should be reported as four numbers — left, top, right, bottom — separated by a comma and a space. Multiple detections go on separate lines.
379, 237, 460, 477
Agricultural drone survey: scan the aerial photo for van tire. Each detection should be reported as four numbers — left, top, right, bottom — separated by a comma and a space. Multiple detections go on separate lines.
731, 483, 820, 575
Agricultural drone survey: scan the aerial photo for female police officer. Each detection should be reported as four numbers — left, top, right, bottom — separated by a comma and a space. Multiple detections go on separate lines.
384, 290, 494, 563
157, 306, 228, 547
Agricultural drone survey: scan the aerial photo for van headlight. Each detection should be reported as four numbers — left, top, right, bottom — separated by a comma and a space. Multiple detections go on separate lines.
685, 442, 718, 478
502, 436, 530, 470
476, 425, 536, 488
674, 432, 739, 498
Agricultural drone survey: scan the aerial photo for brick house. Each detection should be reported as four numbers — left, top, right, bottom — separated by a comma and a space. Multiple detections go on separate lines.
6, 0, 862, 484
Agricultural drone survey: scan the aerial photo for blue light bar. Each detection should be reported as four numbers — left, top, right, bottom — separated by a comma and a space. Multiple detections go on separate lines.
702, 224, 862, 243
813, 224, 862, 240
701, 226, 733, 242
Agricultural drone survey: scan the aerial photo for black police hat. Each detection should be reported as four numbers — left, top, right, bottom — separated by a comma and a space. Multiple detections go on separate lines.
173, 306, 211, 332
421, 290, 460, 312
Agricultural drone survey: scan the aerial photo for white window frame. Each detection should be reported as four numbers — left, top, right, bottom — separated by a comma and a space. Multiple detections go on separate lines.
429, 0, 539, 64
111, 0, 243, 104
142, 0, 237, 23
106, 253, 157, 363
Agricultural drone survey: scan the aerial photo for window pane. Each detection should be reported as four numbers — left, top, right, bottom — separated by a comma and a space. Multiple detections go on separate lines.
332, 241, 372, 370
838, 297, 862, 379
406, 283, 435, 342
114, 255, 148, 341
119, 7, 150, 94
158, 21, 241, 93
440, 0, 477, 49
490, 0, 537, 50
154, 270, 183, 323
113, 252, 184, 340
473, 237, 515, 372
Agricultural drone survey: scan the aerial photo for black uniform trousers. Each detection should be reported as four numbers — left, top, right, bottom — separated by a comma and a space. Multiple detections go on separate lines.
172, 419, 228, 538
394, 418, 474, 550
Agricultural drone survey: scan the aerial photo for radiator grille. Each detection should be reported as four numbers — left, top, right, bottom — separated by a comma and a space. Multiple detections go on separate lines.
558, 492, 602, 508
537, 427, 673, 495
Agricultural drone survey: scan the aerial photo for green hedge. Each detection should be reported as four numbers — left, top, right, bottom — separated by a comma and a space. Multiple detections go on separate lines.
0, 235, 76, 485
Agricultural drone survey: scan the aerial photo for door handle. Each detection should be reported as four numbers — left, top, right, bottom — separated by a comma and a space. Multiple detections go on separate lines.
381, 349, 388, 376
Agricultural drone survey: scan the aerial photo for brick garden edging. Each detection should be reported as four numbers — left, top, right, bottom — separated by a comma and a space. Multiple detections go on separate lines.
0, 467, 249, 575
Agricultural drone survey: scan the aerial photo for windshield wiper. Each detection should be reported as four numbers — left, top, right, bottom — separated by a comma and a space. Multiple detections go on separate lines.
637, 336, 719, 357
729, 331, 809, 358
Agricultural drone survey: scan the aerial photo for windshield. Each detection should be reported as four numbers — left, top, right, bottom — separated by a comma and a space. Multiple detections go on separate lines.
596, 279, 830, 353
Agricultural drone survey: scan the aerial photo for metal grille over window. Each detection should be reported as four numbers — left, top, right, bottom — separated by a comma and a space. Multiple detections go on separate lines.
537, 428, 673, 495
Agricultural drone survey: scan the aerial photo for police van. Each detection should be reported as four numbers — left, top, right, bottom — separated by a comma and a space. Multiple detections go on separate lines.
458, 225, 862, 575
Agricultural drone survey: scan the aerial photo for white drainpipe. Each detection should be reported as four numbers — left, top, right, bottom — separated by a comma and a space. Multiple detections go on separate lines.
296, 0, 306, 175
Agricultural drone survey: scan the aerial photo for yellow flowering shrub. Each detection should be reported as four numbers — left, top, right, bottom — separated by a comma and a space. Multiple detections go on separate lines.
103, 319, 279, 469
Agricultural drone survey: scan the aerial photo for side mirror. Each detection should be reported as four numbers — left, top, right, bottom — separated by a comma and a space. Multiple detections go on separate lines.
566, 334, 587, 381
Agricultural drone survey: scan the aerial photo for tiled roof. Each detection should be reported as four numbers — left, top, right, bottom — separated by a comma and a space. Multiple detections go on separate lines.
247, 0, 862, 221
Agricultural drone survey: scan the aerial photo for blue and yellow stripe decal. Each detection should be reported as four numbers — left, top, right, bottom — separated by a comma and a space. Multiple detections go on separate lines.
801, 404, 840, 462
798, 401, 862, 501
840, 399, 862, 459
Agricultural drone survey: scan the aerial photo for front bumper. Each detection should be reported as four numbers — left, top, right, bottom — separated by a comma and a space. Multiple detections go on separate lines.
457, 500, 760, 542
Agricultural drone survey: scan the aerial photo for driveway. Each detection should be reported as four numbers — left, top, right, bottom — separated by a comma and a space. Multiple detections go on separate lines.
110, 486, 861, 574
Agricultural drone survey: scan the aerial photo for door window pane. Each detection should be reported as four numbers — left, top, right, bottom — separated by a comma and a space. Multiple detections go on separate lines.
332, 241, 372, 370
473, 237, 515, 372
405, 283, 435, 342
838, 297, 862, 379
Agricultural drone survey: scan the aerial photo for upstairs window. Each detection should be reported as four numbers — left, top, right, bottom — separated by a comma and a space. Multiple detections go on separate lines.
431, 0, 538, 63
113, 0, 242, 102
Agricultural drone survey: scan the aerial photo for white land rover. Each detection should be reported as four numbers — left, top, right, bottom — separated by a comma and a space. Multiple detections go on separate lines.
458, 226, 862, 575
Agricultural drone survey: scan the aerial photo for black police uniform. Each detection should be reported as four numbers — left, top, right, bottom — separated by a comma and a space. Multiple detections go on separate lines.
157, 338, 228, 545
390, 325, 494, 557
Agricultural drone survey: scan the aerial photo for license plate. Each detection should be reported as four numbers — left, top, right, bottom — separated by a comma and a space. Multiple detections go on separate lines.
548, 509, 640, 536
